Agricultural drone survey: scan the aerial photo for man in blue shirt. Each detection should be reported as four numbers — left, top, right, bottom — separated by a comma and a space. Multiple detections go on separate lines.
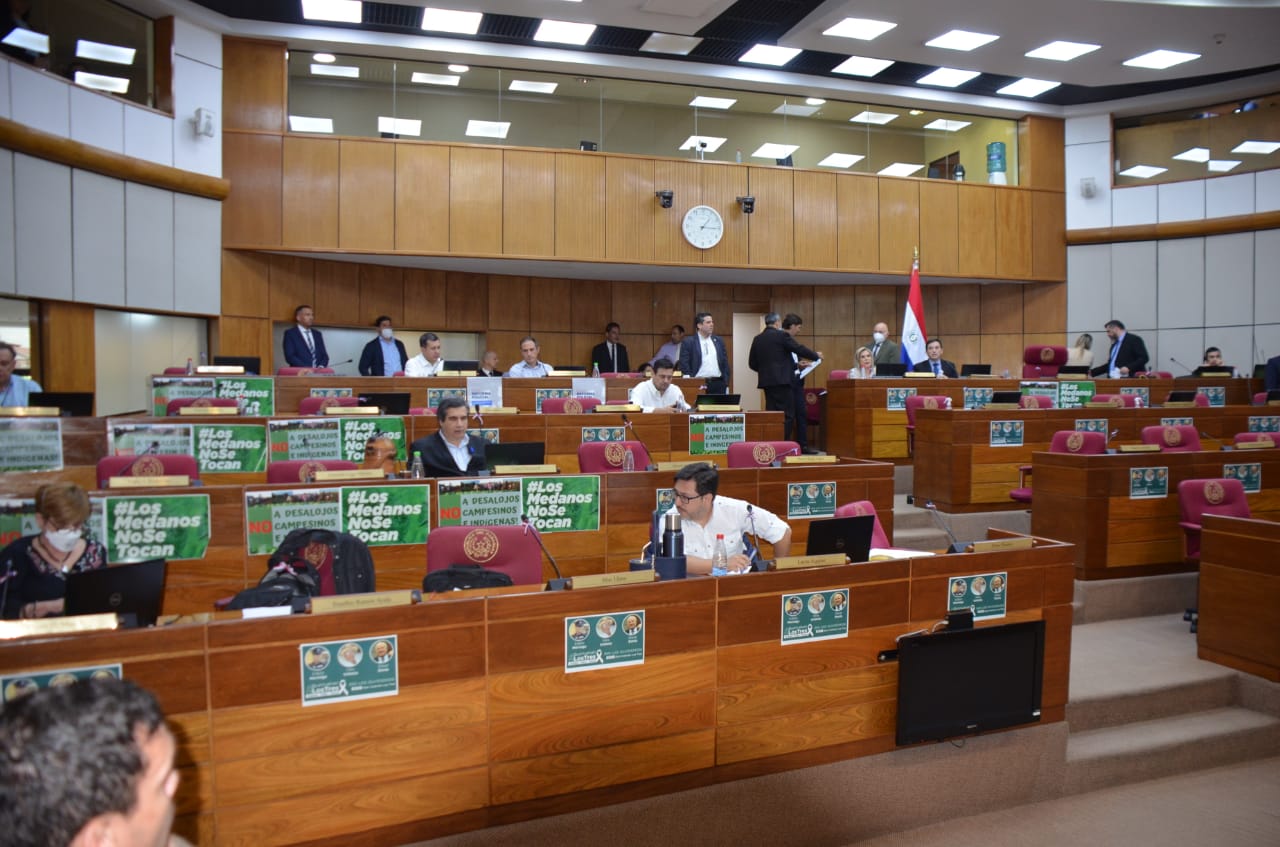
507, 336, 553, 377
358, 316, 409, 376
0, 341, 41, 406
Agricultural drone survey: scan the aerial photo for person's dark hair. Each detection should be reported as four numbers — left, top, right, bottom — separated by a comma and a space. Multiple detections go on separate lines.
0, 677, 165, 847
674, 462, 718, 497
0, 341, 15, 360
653, 357, 675, 372
436, 396, 469, 422
763, 312, 780, 326
782, 313, 802, 329
373, 315, 392, 327
926, 337, 943, 347
604, 322, 620, 333
293, 304, 312, 319
418, 332, 439, 347
672, 324, 685, 334
1105, 319, 1125, 330
519, 335, 538, 348
1204, 346, 1220, 358
694, 312, 712, 327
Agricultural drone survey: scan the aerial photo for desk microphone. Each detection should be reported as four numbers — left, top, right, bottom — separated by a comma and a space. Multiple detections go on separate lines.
745, 504, 764, 571
1170, 356, 1195, 375
1108, 429, 1120, 444
1198, 431, 1229, 451
923, 500, 971, 554
620, 415, 657, 470
116, 441, 161, 481
521, 514, 567, 589
0, 564, 16, 619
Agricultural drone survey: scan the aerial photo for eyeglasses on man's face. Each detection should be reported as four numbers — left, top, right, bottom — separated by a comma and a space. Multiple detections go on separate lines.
674, 490, 706, 504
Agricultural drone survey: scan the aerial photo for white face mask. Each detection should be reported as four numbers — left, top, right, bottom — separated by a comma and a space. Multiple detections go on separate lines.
44, 527, 82, 554
380, 327, 394, 340
873, 331, 886, 344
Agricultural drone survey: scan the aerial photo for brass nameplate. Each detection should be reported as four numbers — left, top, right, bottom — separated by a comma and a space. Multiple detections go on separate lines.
596, 404, 641, 413
773, 553, 848, 570
1086, 401, 1124, 408
309, 590, 421, 614
494, 464, 558, 475
314, 468, 387, 481
0, 613, 119, 640
1118, 444, 1160, 453
782, 454, 838, 464
196, 365, 245, 374
970, 537, 1034, 553
325, 406, 380, 415
983, 403, 1020, 410
178, 405, 238, 415
697, 404, 741, 412
655, 460, 707, 471
0, 406, 59, 417
1162, 401, 1196, 408
904, 372, 937, 378
481, 406, 520, 415
107, 474, 191, 488
569, 570, 658, 589
550, 370, 587, 377
1234, 439, 1274, 450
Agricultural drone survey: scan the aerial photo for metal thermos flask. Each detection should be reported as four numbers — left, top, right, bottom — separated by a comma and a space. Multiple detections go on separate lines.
662, 513, 684, 558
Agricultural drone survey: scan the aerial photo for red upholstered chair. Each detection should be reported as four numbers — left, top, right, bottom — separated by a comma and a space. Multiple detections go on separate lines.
165, 397, 239, 416
97, 454, 199, 488
1092, 394, 1140, 408
904, 395, 951, 454
1021, 345, 1068, 378
541, 397, 602, 414
805, 389, 823, 426
1254, 392, 1270, 406
727, 441, 802, 468
1141, 425, 1201, 453
828, 369, 850, 380
409, 407, 434, 416
1177, 478, 1250, 560
1019, 394, 1055, 409
1009, 430, 1107, 503
1141, 371, 1174, 379
163, 366, 191, 374
266, 459, 358, 483
276, 367, 336, 376
299, 396, 360, 415
425, 525, 544, 586
1234, 432, 1276, 447
577, 441, 652, 472
1164, 391, 1210, 407
835, 501, 891, 549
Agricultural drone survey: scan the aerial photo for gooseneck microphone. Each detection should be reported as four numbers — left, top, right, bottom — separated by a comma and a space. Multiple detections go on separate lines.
620, 414, 658, 471
1170, 356, 1195, 375
924, 500, 971, 554
0, 564, 17, 620
116, 441, 162, 480
521, 514, 564, 581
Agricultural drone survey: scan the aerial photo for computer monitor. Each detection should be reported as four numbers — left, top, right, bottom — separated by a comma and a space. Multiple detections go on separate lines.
213, 355, 261, 375
358, 392, 411, 415
28, 392, 95, 416
443, 359, 479, 373
484, 441, 546, 471
960, 364, 991, 376
991, 391, 1023, 405
804, 514, 874, 562
64, 559, 167, 628
1165, 390, 1197, 404
695, 394, 741, 406
1192, 366, 1233, 377
876, 363, 907, 377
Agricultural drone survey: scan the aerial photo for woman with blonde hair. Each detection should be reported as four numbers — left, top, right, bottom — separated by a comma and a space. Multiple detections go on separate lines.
1067, 333, 1093, 368
851, 346, 877, 379
0, 483, 106, 619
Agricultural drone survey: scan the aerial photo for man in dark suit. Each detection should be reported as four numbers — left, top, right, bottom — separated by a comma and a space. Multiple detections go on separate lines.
408, 397, 486, 478
1090, 319, 1149, 377
748, 313, 820, 447
589, 322, 630, 374
1265, 355, 1280, 392
282, 304, 329, 368
868, 321, 900, 365
678, 312, 730, 394
358, 316, 409, 376
911, 338, 958, 378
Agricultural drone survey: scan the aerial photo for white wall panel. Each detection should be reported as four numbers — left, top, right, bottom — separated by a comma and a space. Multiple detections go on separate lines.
1064, 115, 1110, 146
1111, 186, 1157, 227
0, 150, 12, 294
10, 64, 69, 138
1110, 241, 1157, 329
1255, 230, 1280, 332
1154, 328, 1202, 376
173, 195, 220, 315
1065, 142, 1111, 230
174, 19, 222, 68
123, 107, 173, 167
1203, 232, 1254, 328
1156, 238, 1205, 329
1157, 180, 1204, 223
172, 56, 222, 177
71, 170, 125, 307
1257, 169, 1280, 213
1255, 324, 1280, 369
0, 60, 11, 119
1066, 244, 1112, 334
69, 87, 123, 153
124, 183, 174, 310
14, 154, 71, 299
1199, 327, 1249, 372
1204, 172, 1254, 219
93, 309, 133, 415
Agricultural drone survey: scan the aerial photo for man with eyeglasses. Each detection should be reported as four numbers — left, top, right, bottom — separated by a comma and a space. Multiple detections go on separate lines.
669, 463, 791, 575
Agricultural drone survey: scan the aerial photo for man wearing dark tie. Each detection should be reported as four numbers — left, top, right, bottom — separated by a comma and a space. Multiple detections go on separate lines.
282, 304, 329, 368
911, 338, 958, 379
1090, 319, 1149, 377
678, 312, 730, 394
589, 322, 630, 374
868, 321, 900, 365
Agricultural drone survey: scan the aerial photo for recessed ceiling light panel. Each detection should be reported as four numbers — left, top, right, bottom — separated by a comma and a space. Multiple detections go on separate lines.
1123, 49, 1199, 69
510, 80, 558, 94
1231, 140, 1280, 155
73, 71, 129, 94
289, 116, 334, 133
690, 96, 736, 110
679, 135, 727, 152
1, 28, 49, 54
1118, 164, 1167, 179
878, 163, 924, 177
311, 64, 359, 78
75, 39, 136, 65
850, 110, 899, 125
1025, 40, 1100, 61
822, 18, 897, 41
313, 53, 336, 63
926, 30, 999, 51
739, 44, 801, 66
466, 120, 510, 139
818, 153, 864, 168
997, 78, 1060, 98
1207, 160, 1241, 172
447, 64, 469, 73
917, 67, 980, 87
1172, 147, 1210, 163
301, 0, 362, 24
411, 72, 461, 86
420, 7, 482, 34
805, 98, 826, 106
832, 55, 894, 77
923, 119, 971, 132
639, 33, 702, 55
534, 19, 596, 45
773, 103, 820, 117
753, 143, 799, 159
378, 117, 422, 136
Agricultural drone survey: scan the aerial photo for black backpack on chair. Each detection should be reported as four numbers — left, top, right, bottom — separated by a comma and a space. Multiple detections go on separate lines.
423, 564, 513, 592
225, 558, 321, 611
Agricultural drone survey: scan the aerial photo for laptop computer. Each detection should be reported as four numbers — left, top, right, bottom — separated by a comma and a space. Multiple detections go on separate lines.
442, 359, 479, 373
359, 392, 411, 415
960, 364, 991, 376
876, 363, 907, 377
695, 393, 741, 406
64, 559, 167, 628
484, 441, 546, 471
28, 392, 95, 416
804, 515, 874, 563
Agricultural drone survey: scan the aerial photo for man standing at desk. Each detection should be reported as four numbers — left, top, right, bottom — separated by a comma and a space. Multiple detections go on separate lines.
911, 338, 958, 378
507, 336, 553, 378
0, 341, 40, 406
590, 322, 630, 374
868, 321, 900, 366
359, 316, 409, 377
679, 312, 729, 394
748, 313, 820, 444
670, 463, 790, 574
409, 397, 486, 477
283, 305, 328, 368
1091, 319, 1149, 377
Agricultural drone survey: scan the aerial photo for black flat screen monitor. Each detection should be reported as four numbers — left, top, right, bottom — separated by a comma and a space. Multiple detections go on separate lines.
64, 559, 167, 628
484, 441, 546, 471
1269, 389, 1280, 403
695, 394, 741, 406
804, 514, 874, 562
1057, 365, 1090, 376
991, 391, 1023, 405
1165, 390, 1197, 404
876, 363, 907, 377
359, 392, 411, 415
213, 355, 261, 375
895, 619, 1045, 746
28, 392, 94, 416
443, 359, 479, 373
960, 364, 991, 376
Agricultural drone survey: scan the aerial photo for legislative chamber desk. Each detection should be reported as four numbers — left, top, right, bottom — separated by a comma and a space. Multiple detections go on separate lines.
823, 377, 1259, 461
0, 531, 1074, 846
1197, 514, 1280, 682
913, 404, 1274, 512
1029, 447, 1280, 579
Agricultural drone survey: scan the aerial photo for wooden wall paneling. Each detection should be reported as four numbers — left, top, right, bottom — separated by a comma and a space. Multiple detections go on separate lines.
934, 285, 980, 338
503, 150, 556, 257
536, 333, 573, 374
153, 17, 175, 116
571, 330, 602, 372
394, 144, 450, 253
982, 333, 1030, 378
446, 271, 489, 331
606, 157, 656, 262
221, 133, 281, 247
918, 181, 958, 275
554, 153, 606, 259
654, 160, 703, 264
855, 286, 898, 336
771, 285, 814, 331
942, 335, 982, 372
836, 174, 879, 271
980, 284, 1023, 335
221, 38, 286, 133
220, 250, 269, 318
1023, 282, 1067, 335
358, 265, 405, 326
530, 277, 572, 331
281, 137, 339, 248
217, 316, 272, 370
702, 165, 749, 266
572, 279, 614, 355
811, 286, 853, 338
793, 171, 837, 269
653, 282, 697, 337
957, 185, 997, 277
995, 189, 1033, 278
612, 282, 654, 337
38, 301, 94, 392
1018, 116, 1065, 191
485, 331, 527, 368
746, 166, 794, 267
485, 274, 531, 332
312, 260, 359, 326
403, 269, 451, 329
266, 255, 314, 321
877, 178, 919, 273
1032, 190, 1067, 280
338, 140, 395, 251
450, 147, 503, 255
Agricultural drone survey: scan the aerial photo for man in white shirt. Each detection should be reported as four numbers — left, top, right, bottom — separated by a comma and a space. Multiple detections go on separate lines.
677, 313, 729, 395
506, 336, 553, 378
405, 332, 445, 377
668, 463, 790, 574
631, 358, 689, 413
0, 342, 41, 407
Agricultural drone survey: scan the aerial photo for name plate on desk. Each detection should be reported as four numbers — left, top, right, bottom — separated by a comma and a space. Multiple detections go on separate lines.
324, 406, 380, 415
655, 460, 708, 471
697, 404, 741, 412
1118, 444, 1160, 453
196, 365, 245, 374
0, 406, 59, 417
570, 570, 658, 589
107, 474, 191, 488
178, 405, 239, 415
969, 537, 1034, 553
494, 463, 558, 475
982, 403, 1020, 410
480, 406, 520, 415
774, 553, 847, 570
313, 468, 387, 481
0, 613, 119, 639
1162, 401, 1196, 408
309, 590, 421, 614
782, 455, 838, 465
903, 372, 937, 379
596, 404, 641, 413
1235, 439, 1274, 450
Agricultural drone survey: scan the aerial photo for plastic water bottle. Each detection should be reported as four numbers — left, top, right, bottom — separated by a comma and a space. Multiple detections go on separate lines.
710, 533, 729, 576
623, 446, 635, 472
409, 451, 425, 479
592, 361, 600, 378
185, 357, 194, 375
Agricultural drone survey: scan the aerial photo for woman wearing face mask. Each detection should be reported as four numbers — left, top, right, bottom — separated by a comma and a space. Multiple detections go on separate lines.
0, 483, 106, 619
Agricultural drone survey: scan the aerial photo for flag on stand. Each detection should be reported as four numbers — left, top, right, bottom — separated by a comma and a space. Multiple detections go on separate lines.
900, 255, 928, 368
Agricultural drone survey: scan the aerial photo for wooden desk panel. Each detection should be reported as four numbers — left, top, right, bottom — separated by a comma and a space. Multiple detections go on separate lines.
1198, 514, 1280, 682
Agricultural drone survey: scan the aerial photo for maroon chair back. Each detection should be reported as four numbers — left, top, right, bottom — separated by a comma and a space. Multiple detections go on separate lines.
541, 397, 602, 414
1234, 432, 1276, 447
1048, 430, 1107, 455
163, 366, 191, 375
1254, 392, 1269, 406
805, 389, 824, 425
1021, 345, 1068, 378
166, 397, 239, 416
1141, 425, 1201, 453
97, 454, 199, 488
409, 407, 434, 416
1177, 478, 1250, 559
904, 395, 950, 428
829, 369, 850, 380
1092, 394, 1139, 408
834, 501, 890, 549
1019, 394, 1055, 409
577, 441, 652, 472
266, 459, 358, 483
299, 396, 359, 415
276, 367, 336, 376
425, 525, 543, 585
726, 441, 801, 468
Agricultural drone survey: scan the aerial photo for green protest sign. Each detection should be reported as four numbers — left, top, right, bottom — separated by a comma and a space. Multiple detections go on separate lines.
0, 419, 63, 472
948, 572, 1007, 621
2, 664, 121, 704
267, 419, 342, 462
300, 635, 398, 706
341, 485, 429, 547
1247, 416, 1279, 433
1019, 381, 1057, 403
103, 495, 211, 562
0, 498, 37, 548
1129, 467, 1169, 499
523, 476, 600, 533
107, 422, 192, 457
886, 387, 916, 410
1223, 463, 1261, 494
338, 417, 406, 463
1074, 418, 1108, 434
989, 420, 1025, 447
963, 387, 993, 409
535, 387, 572, 412
582, 426, 625, 443
781, 589, 850, 644
787, 482, 837, 519
437, 477, 522, 527
244, 488, 342, 555
1057, 380, 1096, 409
565, 611, 645, 673
194, 424, 267, 473
216, 376, 275, 416
149, 377, 215, 417
689, 413, 745, 455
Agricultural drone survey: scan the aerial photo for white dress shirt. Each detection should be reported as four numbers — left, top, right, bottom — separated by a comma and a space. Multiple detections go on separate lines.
441, 432, 472, 472
405, 354, 444, 377
695, 334, 720, 378
507, 361, 553, 378
666, 495, 788, 559
631, 379, 689, 412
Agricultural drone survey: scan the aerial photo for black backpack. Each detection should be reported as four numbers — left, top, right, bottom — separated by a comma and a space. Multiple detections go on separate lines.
225, 559, 322, 610
423, 564, 513, 592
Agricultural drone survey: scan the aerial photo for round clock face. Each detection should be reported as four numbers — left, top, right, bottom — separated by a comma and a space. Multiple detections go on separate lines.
682, 205, 724, 250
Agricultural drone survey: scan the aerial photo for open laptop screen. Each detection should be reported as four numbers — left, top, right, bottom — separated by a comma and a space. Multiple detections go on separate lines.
804, 515, 874, 562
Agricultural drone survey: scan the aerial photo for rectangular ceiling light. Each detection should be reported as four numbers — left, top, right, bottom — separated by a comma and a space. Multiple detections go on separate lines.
997, 78, 1060, 98
420, 7, 482, 35
1172, 147, 1210, 163
753, 143, 799, 159
378, 117, 422, 136
773, 103, 820, 117
1123, 49, 1199, 69
923, 119, 971, 132
1207, 160, 1241, 172
311, 64, 359, 78
289, 116, 335, 133
411, 72, 461, 86
1, 28, 49, 54
823, 18, 896, 41
466, 119, 511, 139
818, 153, 864, 168
878, 163, 924, 177
832, 55, 893, 77
75, 39, 136, 65
1118, 164, 1167, 179
917, 67, 980, 87
73, 71, 129, 94
302, 0, 362, 23
739, 44, 801, 66
689, 96, 736, 110
639, 33, 702, 55
1025, 40, 1100, 61
1231, 140, 1280, 155
679, 135, 727, 152
534, 19, 596, 45
926, 30, 999, 51
850, 110, 898, 125
509, 80, 558, 94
